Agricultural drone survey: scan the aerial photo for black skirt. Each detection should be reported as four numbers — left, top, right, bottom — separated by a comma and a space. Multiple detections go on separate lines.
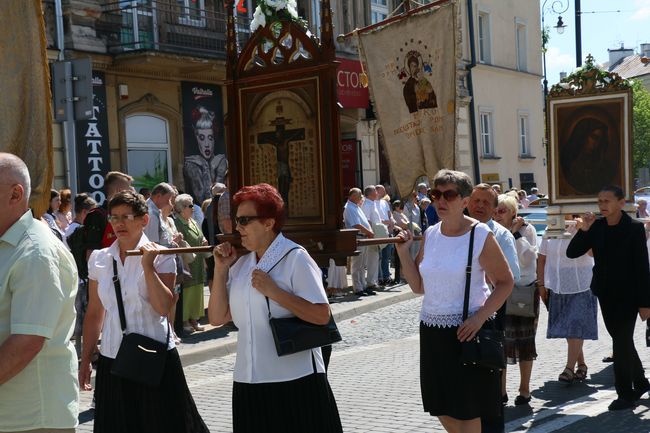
232, 373, 342, 433
420, 322, 501, 420
94, 349, 209, 433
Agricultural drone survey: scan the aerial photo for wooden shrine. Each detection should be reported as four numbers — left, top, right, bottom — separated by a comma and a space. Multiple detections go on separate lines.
222, 0, 357, 265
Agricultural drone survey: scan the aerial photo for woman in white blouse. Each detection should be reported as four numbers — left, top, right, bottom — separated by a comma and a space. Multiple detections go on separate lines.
209, 183, 342, 433
494, 194, 539, 406
79, 191, 208, 433
538, 219, 598, 383
396, 169, 513, 433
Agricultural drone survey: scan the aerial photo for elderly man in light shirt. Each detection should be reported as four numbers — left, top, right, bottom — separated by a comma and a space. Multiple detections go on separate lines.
376, 184, 396, 285
343, 188, 376, 297
0, 153, 79, 433
467, 183, 520, 433
361, 186, 383, 293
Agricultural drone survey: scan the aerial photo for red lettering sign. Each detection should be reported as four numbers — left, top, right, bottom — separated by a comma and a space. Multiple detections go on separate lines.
336, 58, 370, 109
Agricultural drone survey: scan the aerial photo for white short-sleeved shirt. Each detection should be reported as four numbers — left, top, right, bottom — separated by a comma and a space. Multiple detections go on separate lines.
419, 222, 492, 327
539, 232, 594, 294
227, 233, 329, 384
88, 233, 176, 359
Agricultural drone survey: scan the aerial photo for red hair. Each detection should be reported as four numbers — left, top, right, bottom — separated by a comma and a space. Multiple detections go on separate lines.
233, 183, 286, 233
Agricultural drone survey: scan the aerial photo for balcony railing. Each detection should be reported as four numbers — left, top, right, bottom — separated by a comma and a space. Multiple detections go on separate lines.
97, 1, 251, 59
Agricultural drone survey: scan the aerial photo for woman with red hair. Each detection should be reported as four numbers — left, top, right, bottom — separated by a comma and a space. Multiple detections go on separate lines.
209, 183, 342, 433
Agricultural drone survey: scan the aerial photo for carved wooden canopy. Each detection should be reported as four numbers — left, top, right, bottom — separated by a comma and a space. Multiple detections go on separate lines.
549, 54, 632, 98
221, 1, 357, 265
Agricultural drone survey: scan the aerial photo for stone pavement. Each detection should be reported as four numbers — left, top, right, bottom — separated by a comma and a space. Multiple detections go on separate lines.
77, 293, 650, 432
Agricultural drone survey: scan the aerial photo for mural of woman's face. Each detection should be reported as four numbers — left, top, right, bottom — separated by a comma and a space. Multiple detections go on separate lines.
195, 128, 214, 159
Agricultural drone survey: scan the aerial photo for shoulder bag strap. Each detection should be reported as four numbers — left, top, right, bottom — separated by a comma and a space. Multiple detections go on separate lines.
461, 224, 478, 321
264, 247, 302, 319
112, 258, 127, 332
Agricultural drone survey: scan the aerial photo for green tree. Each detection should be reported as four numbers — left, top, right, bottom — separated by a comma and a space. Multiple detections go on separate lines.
632, 79, 650, 178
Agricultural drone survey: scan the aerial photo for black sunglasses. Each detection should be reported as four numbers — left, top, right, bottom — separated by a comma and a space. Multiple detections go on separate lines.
429, 189, 461, 201
235, 215, 264, 226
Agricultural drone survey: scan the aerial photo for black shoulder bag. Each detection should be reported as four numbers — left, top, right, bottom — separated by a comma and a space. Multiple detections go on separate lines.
459, 225, 506, 371
110, 259, 170, 387
265, 247, 342, 357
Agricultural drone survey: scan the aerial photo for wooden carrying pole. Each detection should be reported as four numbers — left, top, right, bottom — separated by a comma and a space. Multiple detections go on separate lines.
124, 235, 423, 256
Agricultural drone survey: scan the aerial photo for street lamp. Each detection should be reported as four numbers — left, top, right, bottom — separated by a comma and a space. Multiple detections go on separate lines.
541, 0, 570, 98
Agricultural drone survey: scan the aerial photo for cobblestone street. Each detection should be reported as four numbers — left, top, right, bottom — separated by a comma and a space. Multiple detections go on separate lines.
78, 295, 650, 432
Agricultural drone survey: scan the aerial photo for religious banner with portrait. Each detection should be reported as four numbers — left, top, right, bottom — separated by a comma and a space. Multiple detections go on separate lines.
547, 58, 633, 205
357, 1, 459, 197
239, 79, 323, 223
181, 82, 227, 203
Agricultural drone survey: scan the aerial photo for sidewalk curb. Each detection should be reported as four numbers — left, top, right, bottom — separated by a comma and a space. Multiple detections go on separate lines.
179, 286, 417, 366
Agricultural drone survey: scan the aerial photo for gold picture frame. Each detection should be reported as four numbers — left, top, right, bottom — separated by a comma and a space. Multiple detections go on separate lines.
548, 91, 633, 204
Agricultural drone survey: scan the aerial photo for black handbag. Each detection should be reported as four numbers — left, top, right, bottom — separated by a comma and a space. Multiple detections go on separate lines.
459, 224, 506, 371
265, 247, 342, 357
110, 259, 169, 387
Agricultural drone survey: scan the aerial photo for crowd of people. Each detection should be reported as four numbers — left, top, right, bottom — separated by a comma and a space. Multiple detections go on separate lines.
2, 149, 650, 433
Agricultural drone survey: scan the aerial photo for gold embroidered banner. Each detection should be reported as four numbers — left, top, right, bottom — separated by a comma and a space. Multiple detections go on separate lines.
358, 1, 458, 197
0, 0, 53, 216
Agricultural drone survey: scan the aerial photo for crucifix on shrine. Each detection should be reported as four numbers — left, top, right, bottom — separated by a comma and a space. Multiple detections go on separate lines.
256, 101, 305, 206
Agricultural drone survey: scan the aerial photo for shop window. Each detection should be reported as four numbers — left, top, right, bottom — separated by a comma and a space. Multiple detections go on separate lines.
126, 114, 172, 190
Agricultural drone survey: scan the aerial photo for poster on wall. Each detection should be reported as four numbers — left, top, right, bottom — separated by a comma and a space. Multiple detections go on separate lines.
181, 82, 227, 203
75, 71, 110, 205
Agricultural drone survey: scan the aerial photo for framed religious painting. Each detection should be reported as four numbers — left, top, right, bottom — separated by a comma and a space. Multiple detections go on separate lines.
548, 91, 633, 204
237, 77, 325, 226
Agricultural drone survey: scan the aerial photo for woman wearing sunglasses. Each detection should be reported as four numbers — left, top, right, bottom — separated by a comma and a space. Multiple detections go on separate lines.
396, 169, 513, 433
493, 194, 539, 406
79, 191, 209, 433
209, 183, 342, 433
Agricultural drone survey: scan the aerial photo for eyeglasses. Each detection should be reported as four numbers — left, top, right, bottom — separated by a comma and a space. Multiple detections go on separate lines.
429, 189, 461, 201
185, 204, 194, 209
108, 214, 138, 223
235, 215, 264, 226
495, 208, 510, 215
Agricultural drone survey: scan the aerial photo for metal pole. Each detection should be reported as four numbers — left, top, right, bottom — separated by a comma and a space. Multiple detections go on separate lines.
575, 0, 582, 67
63, 62, 78, 197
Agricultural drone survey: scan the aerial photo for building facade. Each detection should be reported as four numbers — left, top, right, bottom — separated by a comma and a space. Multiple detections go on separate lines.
43, 0, 545, 201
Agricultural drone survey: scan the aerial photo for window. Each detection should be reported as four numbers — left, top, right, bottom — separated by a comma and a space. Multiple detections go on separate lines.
478, 12, 491, 64
310, 0, 321, 37
177, 0, 206, 27
126, 114, 172, 190
516, 20, 527, 71
518, 113, 530, 156
371, 0, 389, 24
479, 111, 494, 156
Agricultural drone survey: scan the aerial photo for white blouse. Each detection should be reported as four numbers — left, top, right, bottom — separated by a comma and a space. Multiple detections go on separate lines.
539, 229, 594, 295
88, 234, 176, 359
515, 223, 538, 286
419, 222, 492, 327
227, 233, 329, 384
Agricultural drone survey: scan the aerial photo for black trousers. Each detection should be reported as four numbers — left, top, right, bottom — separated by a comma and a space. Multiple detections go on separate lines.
481, 304, 506, 433
600, 299, 647, 400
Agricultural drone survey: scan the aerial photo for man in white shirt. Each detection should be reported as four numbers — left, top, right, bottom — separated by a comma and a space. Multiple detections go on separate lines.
144, 182, 176, 247
376, 185, 396, 285
526, 187, 539, 203
343, 188, 376, 296
361, 186, 382, 292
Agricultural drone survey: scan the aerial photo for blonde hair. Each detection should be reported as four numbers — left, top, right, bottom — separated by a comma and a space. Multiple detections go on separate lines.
497, 194, 518, 215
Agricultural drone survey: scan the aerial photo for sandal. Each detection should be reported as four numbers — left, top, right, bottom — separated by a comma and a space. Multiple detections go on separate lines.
559, 367, 575, 384
575, 364, 588, 381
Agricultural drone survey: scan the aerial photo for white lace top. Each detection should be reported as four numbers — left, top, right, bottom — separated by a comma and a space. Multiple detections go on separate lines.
419, 222, 492, 327
539, 227, 594, 294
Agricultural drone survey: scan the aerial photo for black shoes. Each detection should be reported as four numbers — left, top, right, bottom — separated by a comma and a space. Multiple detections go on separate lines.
364, 287, 378, 296
602, 355, 614, 363
608, 398, 635, 411
354, 291, 369, 297
633, 381, 650, 400
514, 395, 532, 406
